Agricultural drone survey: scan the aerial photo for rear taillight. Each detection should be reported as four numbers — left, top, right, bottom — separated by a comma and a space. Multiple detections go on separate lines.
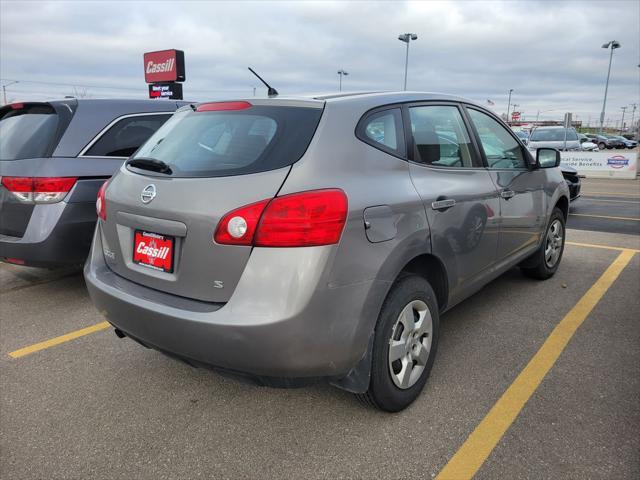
1, 177, 77, 204
96, 181, 108, 221
213, 199, 269, 245
214, 189, 348, 247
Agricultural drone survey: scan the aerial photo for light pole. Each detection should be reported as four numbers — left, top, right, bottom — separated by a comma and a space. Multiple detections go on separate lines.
506, 89, 514, 123
600, 40, 621, 132
337, 69, 349, 92
2, 80, 18, 105
620, 106, 627, 134
398, 33, 418, 91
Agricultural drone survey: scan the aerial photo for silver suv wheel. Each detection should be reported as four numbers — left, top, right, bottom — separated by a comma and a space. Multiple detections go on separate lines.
544, 219, 564, 268
388, 299, 433, 389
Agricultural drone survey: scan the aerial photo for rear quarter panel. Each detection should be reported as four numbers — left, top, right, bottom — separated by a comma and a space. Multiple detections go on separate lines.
279, 100, 431, 350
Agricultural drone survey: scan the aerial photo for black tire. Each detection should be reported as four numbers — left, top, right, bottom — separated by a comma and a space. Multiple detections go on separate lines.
356, 275, 439, 412
520, 207, 566, 280
598, 142, 606, 150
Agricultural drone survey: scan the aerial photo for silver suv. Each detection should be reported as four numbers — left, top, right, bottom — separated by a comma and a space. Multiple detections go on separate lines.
85, 92, 569, 411
528, 126, 581, 151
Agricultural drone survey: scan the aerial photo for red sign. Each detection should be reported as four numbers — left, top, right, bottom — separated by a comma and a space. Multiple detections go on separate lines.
143, 49, 185, 83
133, 230, 174, 272
511, 111, 521, 121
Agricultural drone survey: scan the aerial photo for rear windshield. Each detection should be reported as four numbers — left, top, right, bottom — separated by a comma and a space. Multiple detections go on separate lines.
0, 104, 60, 160
131, 104, 323, 177
530, 128, 578, 142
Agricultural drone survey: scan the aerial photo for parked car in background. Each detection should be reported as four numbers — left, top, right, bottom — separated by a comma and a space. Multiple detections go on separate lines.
0, 98, 186, 267
577, 133, 598, 151
585, 134, 623, 150
528, 126, 581, 151
559, 164, 582, 201
84, 92, 570, 412
514, 130, 529, 145
612, 135, 638, 149
603, 135, 626, 149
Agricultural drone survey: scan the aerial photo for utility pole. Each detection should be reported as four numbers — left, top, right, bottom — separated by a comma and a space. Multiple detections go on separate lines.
620, 106, 627, 134
630, 103, 637, 137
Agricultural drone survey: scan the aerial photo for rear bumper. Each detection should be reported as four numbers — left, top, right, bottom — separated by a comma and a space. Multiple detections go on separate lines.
0, 201, 97, 267
84, 224, 385, 382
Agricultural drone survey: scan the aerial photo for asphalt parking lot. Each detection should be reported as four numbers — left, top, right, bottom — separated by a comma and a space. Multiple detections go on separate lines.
1, 178, 639, 479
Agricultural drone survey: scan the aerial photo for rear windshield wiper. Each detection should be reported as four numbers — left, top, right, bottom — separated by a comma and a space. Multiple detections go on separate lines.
126, 157, 172, 175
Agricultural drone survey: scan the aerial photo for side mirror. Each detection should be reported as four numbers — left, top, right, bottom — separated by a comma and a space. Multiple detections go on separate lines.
537, 148, 561, 168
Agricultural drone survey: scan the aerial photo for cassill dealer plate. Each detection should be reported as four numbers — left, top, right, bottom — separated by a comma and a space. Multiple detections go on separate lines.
133, 230, 174, 273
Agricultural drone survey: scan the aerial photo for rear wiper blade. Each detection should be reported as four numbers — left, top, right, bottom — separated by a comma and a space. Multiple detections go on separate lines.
126, 157, 172, 175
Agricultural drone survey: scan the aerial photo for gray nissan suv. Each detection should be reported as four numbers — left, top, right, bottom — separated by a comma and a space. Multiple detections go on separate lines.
85, 92, 569, 411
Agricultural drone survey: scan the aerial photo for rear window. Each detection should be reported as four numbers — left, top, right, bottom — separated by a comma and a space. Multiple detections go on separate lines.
84, 114, 171, 157
530, 128, 578, 142
0, 104, 59, 160
131, 104, 323, 177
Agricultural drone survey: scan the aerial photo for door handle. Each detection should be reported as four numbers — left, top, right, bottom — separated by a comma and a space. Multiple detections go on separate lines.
431, 198, 456, 210
500, 189, 515, 200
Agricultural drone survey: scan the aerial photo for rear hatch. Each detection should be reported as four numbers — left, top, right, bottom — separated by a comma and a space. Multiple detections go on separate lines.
0, 101, 76, 237
100, 100, 324, 303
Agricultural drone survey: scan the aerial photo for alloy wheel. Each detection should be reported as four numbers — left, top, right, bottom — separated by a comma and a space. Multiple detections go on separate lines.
544, 219, 564, 268
388, 300, 433, 389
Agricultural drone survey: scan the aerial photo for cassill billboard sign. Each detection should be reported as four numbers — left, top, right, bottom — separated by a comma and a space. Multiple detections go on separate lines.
143, 49, 186, 83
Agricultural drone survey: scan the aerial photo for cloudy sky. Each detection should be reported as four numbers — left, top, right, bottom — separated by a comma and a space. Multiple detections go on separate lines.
1, 0, 638, 126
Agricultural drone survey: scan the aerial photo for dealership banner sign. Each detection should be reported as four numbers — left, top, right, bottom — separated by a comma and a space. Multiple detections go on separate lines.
560, 151, 638, 179
148, 82, 183, 99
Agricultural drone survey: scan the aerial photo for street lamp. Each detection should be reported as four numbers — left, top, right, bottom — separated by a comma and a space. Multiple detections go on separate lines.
506, 89, 514, 123
337, 69, 349, 92
2, 80, 18, 105
600, 40, 621, 132
398, 33, 418, 91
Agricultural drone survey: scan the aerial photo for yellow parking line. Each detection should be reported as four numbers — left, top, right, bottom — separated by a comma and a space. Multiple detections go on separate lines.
8, 321, 110, 359
570, 213, 640, 221
566, 241, 640, 253
436, 249, 636, 480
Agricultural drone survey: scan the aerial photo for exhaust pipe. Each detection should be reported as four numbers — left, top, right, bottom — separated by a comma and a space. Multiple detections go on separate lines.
114, 328, 126, 339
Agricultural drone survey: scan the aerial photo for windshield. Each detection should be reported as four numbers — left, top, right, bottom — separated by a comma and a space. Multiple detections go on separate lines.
132, 104, 323, 177
530, 128, 578, 142
0, 104, 59, 160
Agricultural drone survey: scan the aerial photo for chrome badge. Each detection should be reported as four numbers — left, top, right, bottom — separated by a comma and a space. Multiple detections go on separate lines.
141, 184, 156, 204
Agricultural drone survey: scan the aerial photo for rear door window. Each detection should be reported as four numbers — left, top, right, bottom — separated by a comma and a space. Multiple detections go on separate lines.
0, 104, 59, 160
84, 114, 171, 157
131, 104, 323, 177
